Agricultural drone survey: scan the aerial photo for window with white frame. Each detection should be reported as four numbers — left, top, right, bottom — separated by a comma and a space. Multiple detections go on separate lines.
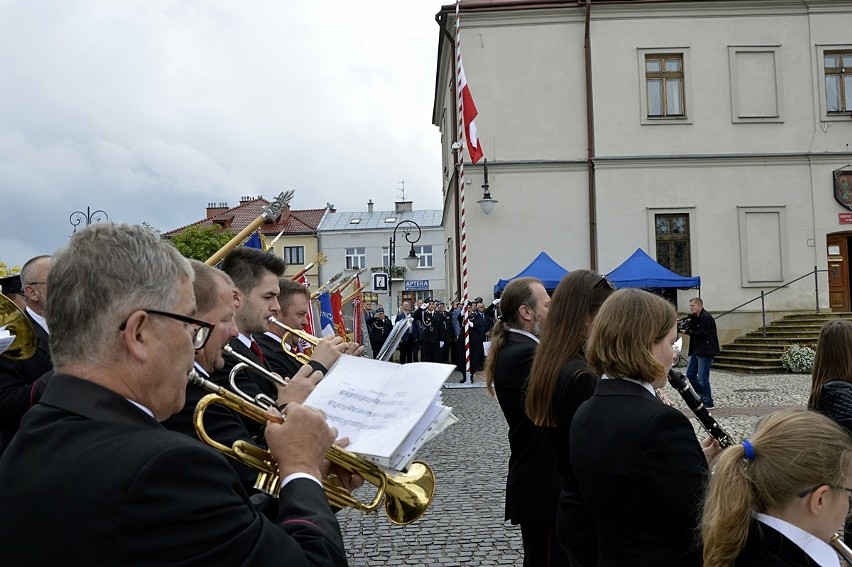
638, 48, 692, 125
382, 247, 390, 268
282, 246, 304, 265
345, 247, 365, 270
414, 245, 433, 268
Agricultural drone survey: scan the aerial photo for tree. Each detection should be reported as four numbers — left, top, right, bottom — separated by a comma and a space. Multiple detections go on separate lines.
0, 262, 21, 277
168, 225, 235, 261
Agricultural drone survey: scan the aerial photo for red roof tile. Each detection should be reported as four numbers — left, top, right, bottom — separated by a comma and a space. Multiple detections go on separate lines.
163, 198, 327, 238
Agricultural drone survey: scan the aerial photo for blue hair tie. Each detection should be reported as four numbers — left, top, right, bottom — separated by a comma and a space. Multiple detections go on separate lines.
742, 439, 755, 461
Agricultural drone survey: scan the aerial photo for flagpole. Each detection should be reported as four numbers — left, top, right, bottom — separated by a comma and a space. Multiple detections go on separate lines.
289, 262, 316, 281
310, 272, 344, 300
455, 0, 473, 385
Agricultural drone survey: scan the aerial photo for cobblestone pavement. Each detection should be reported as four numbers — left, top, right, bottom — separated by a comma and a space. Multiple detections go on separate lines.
338, 368, 812, 566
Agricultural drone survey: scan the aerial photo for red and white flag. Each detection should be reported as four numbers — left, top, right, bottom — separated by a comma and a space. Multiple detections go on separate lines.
459, 60, 484, 165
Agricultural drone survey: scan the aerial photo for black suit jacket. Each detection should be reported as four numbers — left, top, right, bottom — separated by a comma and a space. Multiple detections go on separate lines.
492, 331, 560, 524
214, 338, 277, 438
0, 315, 52, 453
570, 378, 708, 567
734, 521, 822, 566
0, 373, 347, 566
254, 332, 302, 380
413, 309, 447, 343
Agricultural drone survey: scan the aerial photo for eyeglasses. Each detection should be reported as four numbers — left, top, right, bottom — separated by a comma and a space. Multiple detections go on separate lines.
798, 484, 852, 503
119, 309, 214, 350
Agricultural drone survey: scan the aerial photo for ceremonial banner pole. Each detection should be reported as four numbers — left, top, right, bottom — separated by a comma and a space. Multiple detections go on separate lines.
456, 0, 472, 386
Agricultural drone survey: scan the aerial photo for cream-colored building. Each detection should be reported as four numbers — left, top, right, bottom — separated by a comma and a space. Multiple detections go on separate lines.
433, 0, 852, 336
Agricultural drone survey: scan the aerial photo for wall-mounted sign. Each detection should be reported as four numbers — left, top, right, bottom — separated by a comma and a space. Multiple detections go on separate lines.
840, 213, 852, 225
372, 272, 388, 292
834, 169, 852, 211
404, 280, 430, 291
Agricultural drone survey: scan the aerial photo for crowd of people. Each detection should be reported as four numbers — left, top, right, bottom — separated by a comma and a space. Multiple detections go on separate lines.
367, 295, 499, 383
488, 273, 852, 567
2, 224, 852, 565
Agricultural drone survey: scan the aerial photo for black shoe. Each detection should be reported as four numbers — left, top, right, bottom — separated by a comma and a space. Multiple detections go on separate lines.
458, 376, 467, 383
705, 403, 715, 409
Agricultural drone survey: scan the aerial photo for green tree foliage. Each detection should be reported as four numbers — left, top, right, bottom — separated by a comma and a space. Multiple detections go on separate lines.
168, 225, 235, 261
0, 262, 21, 277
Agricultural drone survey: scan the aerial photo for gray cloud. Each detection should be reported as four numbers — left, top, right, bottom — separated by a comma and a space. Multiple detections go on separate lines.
0, 0, 445, 268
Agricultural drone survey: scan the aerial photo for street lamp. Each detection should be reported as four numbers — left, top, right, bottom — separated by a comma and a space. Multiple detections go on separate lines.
388, 219, 421, 313
69, 206, 109, 232
477, 158, 498, 215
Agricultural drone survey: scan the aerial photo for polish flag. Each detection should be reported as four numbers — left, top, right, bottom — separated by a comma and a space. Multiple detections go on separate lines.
459, 60, 484, 165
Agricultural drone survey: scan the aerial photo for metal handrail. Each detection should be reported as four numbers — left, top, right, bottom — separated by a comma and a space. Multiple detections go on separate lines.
713, 266, 836, 338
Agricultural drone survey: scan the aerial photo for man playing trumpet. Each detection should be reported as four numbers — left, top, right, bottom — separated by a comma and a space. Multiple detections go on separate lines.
0, 223, 347, 565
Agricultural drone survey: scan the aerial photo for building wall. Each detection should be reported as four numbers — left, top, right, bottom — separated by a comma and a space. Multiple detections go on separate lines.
268, 234, 321, 289
318, 227, 447, 314
438, 0, 852, 323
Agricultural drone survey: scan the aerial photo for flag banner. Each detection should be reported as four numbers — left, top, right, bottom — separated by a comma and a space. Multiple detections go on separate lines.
459, 60, 484, 165
243, 231, 263, 250
297, 275, 315, 337
318, 291, 336, 337
352, 276, 363, 346
331, 289, 346, 338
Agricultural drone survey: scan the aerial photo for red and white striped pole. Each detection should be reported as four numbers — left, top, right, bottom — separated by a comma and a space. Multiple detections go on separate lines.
455, 0, 472, 383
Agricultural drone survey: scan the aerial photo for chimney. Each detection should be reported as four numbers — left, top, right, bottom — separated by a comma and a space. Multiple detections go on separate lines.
394, 200, 413, 213
206, 201, 229, 219
367, 199, 374, 213
239, 195, 253, 204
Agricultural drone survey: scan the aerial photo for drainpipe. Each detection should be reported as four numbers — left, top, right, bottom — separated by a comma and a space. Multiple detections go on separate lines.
582, 0, 598, 271
437, 12, 463, 299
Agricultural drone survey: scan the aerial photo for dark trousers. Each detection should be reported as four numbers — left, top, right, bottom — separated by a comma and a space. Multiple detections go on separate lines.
520, 521, 571, 567
470, 340, 485, 372
421, 341, 441, 363
398, 338, 415, 364
370, 341, 385, 360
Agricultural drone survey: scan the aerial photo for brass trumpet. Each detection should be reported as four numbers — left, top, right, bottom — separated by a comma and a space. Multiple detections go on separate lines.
0, 293, 36, 360
189, 371, 435, 525
831, 533, 852, 564
223, 344, 284, 409
267, 315, 317, 365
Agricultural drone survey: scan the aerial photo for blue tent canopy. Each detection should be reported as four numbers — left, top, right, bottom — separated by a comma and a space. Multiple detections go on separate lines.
606, 248, 700, 289
494, 251, 570, 294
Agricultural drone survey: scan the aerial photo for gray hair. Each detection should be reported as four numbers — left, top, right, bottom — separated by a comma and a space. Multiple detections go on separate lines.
47, 223, 193, 367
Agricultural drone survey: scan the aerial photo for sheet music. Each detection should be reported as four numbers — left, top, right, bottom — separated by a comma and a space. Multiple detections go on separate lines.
304, 354, 455, 469
376, 315, 412, 361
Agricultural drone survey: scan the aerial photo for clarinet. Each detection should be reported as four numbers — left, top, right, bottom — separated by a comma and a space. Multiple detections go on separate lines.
667, 368, 735, 448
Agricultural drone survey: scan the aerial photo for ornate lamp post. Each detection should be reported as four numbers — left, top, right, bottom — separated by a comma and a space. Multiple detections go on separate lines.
69, 206, 109, 232
477, 158, 498, 215
388, 220, 421, 313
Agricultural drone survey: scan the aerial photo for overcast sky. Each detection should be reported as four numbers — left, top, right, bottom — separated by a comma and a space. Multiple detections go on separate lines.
0, 0, 448, 268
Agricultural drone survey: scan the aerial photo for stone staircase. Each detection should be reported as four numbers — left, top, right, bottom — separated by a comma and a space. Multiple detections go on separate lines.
713, 312, 852, 373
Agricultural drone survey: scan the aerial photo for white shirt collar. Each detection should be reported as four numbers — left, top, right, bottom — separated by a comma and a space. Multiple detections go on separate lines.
125, 398, 155, 419
507, 328, 540, 344
236, 332, 252, 348
26, 307, 48, 334
602, 373, 657, 397
193, 361, 209, 378
754, 513, 840, 567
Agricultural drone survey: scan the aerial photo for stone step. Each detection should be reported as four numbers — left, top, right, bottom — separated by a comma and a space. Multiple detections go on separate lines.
712, 361, 786, 373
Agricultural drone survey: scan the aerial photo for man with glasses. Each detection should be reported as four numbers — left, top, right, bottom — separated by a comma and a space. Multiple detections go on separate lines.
0, 255, 53, 455
0, 223, 347, 565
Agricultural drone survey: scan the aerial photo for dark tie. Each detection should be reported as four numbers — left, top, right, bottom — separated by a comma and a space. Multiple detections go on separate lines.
249, 340, 268, 366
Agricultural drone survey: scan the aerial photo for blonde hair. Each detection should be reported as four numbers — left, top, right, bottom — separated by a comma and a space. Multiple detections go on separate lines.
702, 409, 852, 567
808, 319, 852, 409
586, 288, 676, 383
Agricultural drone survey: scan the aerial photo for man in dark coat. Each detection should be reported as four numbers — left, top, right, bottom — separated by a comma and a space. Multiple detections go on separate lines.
0, 255, 53, 455
486, 277, 567, 567
0, 223, 348, 565
681, 296, 721, 408
414, 298, 447, 363
366, 306, 393, 359
395, 300, 418, 364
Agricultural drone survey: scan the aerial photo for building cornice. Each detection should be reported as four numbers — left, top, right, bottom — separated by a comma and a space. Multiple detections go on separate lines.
594, 152, 852, 169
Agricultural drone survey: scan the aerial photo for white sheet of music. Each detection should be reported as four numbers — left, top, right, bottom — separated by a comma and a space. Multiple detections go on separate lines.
304, 354, 455, 469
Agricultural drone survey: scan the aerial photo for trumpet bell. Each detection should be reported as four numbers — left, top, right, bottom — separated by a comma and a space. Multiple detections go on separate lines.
384, 461, 435, 526
0, 293, 36, 360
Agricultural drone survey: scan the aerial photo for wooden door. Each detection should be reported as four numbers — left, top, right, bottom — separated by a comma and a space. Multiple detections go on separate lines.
828, 234, 850, 312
